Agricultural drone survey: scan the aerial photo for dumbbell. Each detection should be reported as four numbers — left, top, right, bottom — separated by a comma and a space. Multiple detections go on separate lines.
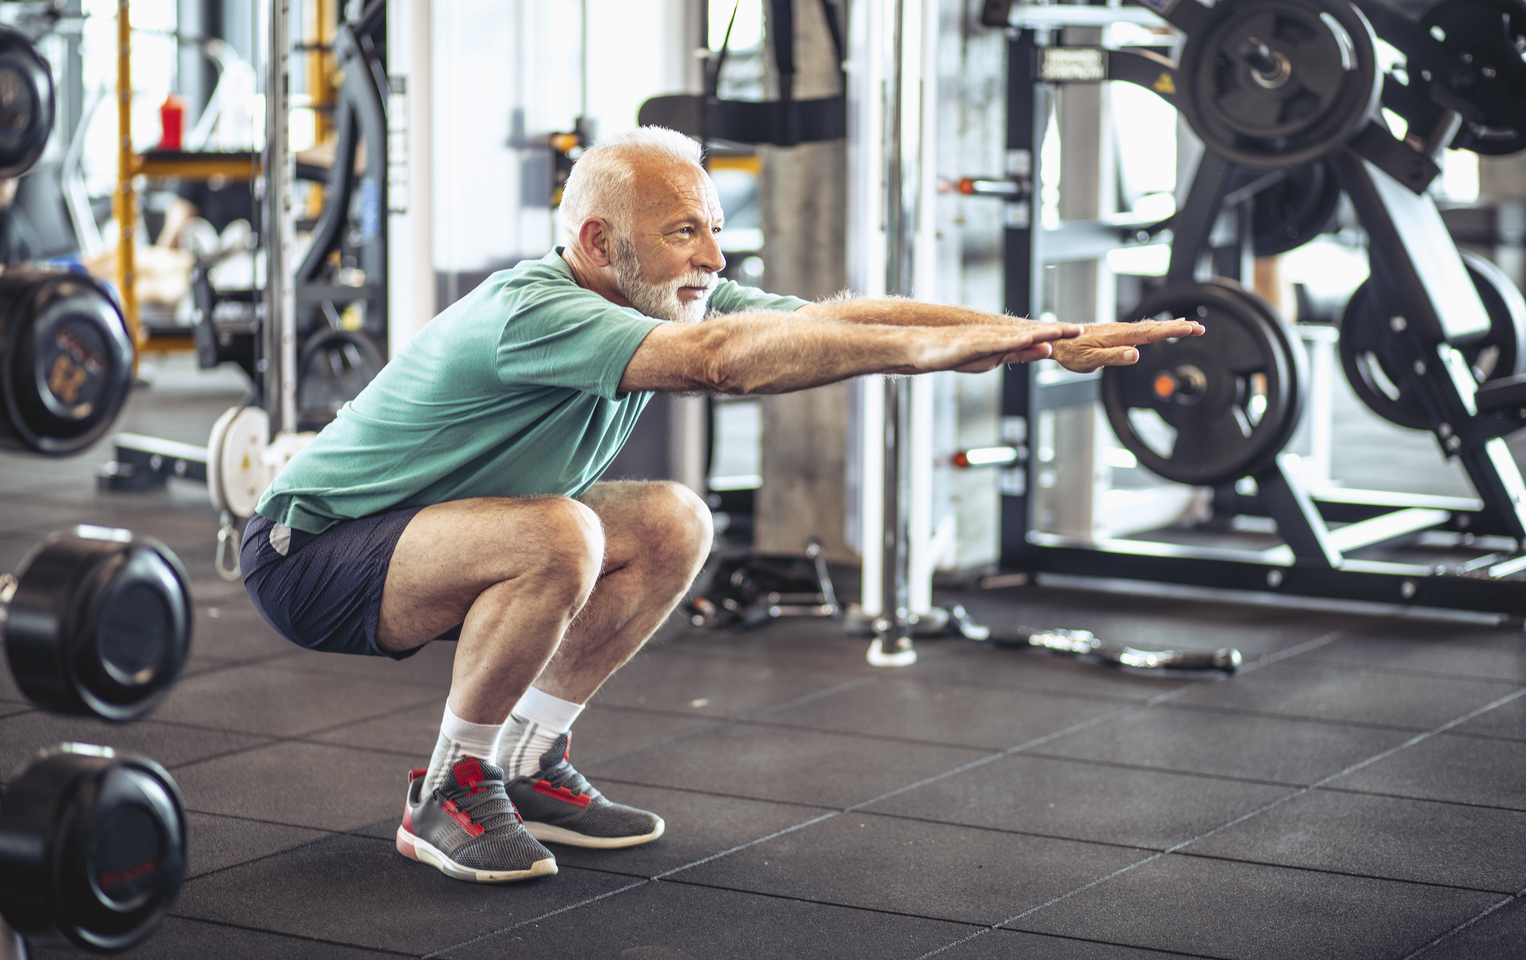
2, 527, 192, 722
0, 744, 186, 953
0, 269, 135, 457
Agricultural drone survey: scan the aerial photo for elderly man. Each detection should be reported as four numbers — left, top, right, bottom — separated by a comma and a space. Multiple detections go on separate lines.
240, 126, 1202, 884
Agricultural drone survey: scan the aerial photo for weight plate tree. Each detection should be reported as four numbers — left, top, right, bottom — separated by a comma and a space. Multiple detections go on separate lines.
1102, 280, 1306, 486
1339, 250, 1526, 431
0, 745, 186, 952
1177, 0, 1381, 169
1419, 0, 1526, 156
0, 27, 54, 179
3, 527, 192, 722
0, 270, 134, 456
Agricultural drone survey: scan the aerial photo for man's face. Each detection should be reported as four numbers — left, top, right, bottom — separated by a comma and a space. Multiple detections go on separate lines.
609, 160, 727, 324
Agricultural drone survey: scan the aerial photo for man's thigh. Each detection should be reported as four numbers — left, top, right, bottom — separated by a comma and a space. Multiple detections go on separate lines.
376, 495, 604, 653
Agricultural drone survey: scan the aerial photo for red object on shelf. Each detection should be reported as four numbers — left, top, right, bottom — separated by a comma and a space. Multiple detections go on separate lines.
158, 94, 185, 151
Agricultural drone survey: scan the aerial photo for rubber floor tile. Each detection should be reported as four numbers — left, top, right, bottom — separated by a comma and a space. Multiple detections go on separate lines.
262, 639, 459, 688
174, 834, 630, 955
1039, 703, 1416, 784
591, 643, 876, 718
1166, 659, 1523, 730
24, 915, 410, 960
1008, 853, 1499, 960
1412, 894, 1526, 960
668, 811, 1146, 926
1329, 732, 1526, 810
655, 617, 920, 671
863, 753, 1290, 849
0, 711, 271, 782
182, 604, 297, 663
745, 675, 1133, 751
931, 927, 1215, 959
148, 661, 440, 738
524, 781, 829, 877
169, 739, 414, 831
1307, 622, 1526, 683
1447, 694, 1526, 742
183, 811, 335, 878
1181, 787, 1526, 892
577, 721, 991, 808
438, 877, 978, 960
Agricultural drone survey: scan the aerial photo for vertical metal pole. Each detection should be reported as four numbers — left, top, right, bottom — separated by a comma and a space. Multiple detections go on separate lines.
264, 0, 297, 434
114, 0, 140, 356
868, 0, 917, 667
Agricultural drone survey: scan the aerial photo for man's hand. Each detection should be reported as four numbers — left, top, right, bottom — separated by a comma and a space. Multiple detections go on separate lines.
1051, 319, 1205, 373
912, 321, 1082, 374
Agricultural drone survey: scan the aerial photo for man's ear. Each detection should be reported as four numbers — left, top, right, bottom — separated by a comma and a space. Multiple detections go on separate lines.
577, 217, 615, 267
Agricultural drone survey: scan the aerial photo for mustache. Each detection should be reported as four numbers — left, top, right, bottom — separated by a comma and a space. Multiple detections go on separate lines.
672, 272, 717, 293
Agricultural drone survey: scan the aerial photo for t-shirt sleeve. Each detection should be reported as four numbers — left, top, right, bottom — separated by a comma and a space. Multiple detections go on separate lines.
707, 279, 812, 314
492, 282, 663, 400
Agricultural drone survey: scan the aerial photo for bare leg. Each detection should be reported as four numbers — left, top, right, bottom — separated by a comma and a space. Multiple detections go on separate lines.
536, 480, 712, 702
376, 496, 605, 725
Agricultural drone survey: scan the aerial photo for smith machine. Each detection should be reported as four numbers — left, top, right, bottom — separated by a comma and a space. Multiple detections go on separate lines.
983, 0, 1526, 620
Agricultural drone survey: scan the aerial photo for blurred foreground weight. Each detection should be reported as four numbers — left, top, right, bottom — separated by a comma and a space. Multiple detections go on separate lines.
0, 270, 134, 456
0, 27, 54, 179
0, 744, 186, 953
2, 527, 191, 722
1102, 280, 1306, 486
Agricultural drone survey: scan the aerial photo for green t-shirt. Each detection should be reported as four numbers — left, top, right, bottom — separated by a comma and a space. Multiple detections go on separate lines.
257, 249, 808, 533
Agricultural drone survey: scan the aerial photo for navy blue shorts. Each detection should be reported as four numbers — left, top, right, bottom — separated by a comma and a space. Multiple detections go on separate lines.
241, 506, 459, 658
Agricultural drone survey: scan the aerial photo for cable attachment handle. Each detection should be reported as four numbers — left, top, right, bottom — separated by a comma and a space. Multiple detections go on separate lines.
215, 510, 241, 582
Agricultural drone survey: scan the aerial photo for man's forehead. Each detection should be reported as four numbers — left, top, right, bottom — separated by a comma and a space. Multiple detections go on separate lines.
629, 160, 721, 219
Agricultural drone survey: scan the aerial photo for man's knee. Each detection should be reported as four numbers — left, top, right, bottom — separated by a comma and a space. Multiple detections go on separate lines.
527, 497, 605, 599
645, 482, 713, 565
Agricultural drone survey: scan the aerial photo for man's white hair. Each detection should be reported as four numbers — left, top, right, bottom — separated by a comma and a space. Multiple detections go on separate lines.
559, 126, 704, 242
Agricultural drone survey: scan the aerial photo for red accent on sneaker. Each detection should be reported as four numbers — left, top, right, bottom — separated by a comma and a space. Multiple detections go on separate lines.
562, 734, 572, 762
453, 757, 486, 790
442, 798, 485, 837
533, 780, 593, 808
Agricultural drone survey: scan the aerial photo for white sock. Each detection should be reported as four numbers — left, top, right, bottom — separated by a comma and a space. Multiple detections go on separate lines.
494, 686, 585, 780
423, 702, 502, 795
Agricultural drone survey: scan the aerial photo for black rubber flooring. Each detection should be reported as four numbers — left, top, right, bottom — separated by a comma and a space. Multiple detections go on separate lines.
4, 358, 1525, 960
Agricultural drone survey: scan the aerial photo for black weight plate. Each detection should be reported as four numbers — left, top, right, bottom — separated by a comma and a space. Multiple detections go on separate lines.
0, 270, 133, 456
1102, 279, 1305, 486
296, 326, 384, 422
1421, 0, 1526, 156
3, 528, 192, 721
0, 745, 186, 952
1250, 159, 1343, 255
1179, 0, 1381, 169
0, 29, 53, 179
1338, 250, 1526, 430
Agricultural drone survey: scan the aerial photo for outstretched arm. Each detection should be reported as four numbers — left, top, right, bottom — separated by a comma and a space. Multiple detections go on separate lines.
796, 296, 1205, 374
618, 308, 1081, 395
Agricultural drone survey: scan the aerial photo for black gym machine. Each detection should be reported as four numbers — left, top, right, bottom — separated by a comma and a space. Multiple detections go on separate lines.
0, 25, 193, 959
985, 0, 1526, 618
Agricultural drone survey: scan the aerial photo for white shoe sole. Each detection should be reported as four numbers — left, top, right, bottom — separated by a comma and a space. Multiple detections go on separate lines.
396, 826, 557, 882
524, 816, 665, 849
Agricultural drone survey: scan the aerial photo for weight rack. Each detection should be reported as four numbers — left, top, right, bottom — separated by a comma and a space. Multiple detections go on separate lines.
990, 0, 1526, 620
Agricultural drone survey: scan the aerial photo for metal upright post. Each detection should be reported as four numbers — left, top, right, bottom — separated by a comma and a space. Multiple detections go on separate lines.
264, 0, 297, 434
867, 0, 918, 667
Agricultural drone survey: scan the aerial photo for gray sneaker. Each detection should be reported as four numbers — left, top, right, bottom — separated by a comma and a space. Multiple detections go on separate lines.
395, 757, 557, 882
506, 733, 665, 849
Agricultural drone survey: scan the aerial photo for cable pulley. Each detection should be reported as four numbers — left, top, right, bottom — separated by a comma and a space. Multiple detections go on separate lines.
1102, 280, 1306, 486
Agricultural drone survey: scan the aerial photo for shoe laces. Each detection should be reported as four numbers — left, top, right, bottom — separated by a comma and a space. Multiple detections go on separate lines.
441, 774, 522, 833
535, 757, 598, 801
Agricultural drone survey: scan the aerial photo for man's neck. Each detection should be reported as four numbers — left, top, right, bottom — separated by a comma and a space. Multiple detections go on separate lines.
559, 245, 631, 307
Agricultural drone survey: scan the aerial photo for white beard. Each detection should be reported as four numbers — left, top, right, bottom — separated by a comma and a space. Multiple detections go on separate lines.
612, 235, 715, 324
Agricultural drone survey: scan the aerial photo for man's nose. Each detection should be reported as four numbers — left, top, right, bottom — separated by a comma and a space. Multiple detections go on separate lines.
696, 229, 726, 273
